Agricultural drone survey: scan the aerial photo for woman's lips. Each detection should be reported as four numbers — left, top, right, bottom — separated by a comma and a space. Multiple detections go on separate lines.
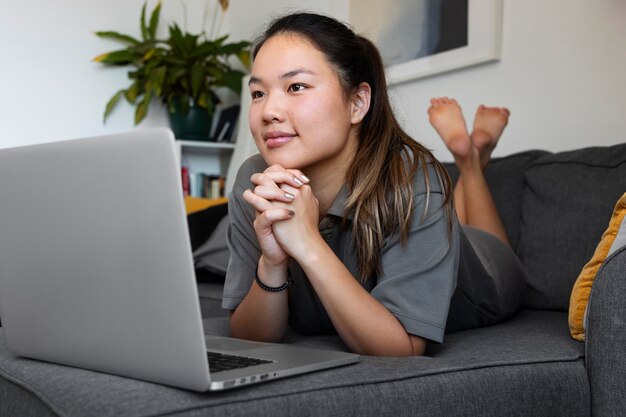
265, 132, 296, 148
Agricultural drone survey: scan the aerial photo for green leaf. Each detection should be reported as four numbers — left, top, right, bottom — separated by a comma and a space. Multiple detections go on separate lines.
166, 66, 187, 84
103, 89, 125, 123
94, 31, 140, 45
168, 24, 185, 52
142, 48, 156, 62
124, 82, 141, 103
161, 55, 188, 66
140, 2, 149, 40
200, 93, 215, 115
148, 1, 161, 40
94, 49, 135, 65
197, 92, 207, 108
190, 42, 217, 58
213, 34, 229, 46
220, 69, 245, 95
205, 65, 223, 80
190, 64, 204, 99
151, 66, 167, 96
218, 40, 250, 55
135, 90, 152, 125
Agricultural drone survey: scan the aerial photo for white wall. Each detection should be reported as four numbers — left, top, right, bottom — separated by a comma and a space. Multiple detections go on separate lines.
2, 0, 625, 161
0, 0, 220, 149
392, 0, 626, 161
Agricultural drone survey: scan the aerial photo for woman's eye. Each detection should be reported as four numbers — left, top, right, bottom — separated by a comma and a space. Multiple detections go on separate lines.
250, 90, 264, 99
288, 83, 306, 93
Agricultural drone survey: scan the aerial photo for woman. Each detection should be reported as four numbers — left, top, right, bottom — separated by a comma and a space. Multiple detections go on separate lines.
222, 13, 526, 356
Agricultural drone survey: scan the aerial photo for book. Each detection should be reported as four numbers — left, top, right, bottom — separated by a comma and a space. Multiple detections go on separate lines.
186, 172, 226, 199
181, 166, 191, 196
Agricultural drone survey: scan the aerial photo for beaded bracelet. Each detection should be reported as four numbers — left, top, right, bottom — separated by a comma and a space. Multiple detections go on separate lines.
254, 268, 294, 292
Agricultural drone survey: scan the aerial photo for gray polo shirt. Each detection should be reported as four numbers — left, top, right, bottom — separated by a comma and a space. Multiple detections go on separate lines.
223, 154, 459, 343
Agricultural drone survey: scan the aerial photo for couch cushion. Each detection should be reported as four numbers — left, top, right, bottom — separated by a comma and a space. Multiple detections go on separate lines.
444, 150, 549, 251
0, 310, 587, 417
518, 143, 626, 310
198, 283, 229, 318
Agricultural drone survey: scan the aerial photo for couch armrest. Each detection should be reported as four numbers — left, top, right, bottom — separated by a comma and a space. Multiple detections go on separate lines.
586, 244, 626, 417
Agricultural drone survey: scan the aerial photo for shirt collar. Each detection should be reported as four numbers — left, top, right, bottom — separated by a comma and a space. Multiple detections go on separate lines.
325, 183, 353, 220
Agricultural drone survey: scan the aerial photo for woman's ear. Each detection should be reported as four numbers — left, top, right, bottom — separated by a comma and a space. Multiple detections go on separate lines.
351, 82, 371, 124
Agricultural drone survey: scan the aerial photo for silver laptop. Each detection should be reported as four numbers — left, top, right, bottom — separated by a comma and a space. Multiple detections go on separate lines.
0, 128, 358, 391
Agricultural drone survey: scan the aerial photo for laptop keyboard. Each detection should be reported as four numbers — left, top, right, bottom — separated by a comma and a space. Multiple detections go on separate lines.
207, 351, 273, 373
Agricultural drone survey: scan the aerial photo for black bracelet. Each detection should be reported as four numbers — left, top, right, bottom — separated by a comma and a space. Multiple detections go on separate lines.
254, 269, 294, 292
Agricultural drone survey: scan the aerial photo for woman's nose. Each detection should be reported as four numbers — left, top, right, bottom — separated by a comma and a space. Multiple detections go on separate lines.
261, 93, 286, 123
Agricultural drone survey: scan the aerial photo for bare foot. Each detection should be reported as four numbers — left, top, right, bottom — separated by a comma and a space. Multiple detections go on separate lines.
471, 105, 510, 169
427, 97, 472, 160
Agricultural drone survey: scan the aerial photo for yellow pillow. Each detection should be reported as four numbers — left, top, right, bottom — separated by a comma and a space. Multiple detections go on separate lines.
569, 192, 626, 341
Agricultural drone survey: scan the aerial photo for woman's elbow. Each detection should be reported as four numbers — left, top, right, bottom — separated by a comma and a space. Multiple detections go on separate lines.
409, 334, 427, 356
228, 311, 286, 343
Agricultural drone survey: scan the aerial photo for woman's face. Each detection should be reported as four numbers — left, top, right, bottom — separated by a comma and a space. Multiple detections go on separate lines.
248, 33, 361, 174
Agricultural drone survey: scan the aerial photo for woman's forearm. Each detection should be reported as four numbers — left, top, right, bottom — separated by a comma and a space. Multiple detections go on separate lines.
297, 239, 426, 356
229, 256, 290, 342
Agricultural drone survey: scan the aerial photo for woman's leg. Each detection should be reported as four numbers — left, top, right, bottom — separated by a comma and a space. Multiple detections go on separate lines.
427, 98, 470, 224
428, 98, 511, 246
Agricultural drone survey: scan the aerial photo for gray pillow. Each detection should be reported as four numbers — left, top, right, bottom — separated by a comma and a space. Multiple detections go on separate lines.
518, 143, 626, 310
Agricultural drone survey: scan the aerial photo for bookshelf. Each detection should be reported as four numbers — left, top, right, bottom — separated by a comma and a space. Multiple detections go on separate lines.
176, 140, 236, 198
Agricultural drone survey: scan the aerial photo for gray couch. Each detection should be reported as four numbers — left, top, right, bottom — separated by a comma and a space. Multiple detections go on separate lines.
1, 144, 626, 416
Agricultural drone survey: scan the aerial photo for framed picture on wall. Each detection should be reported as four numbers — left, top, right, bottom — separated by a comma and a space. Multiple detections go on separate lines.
341, 0, 502, 85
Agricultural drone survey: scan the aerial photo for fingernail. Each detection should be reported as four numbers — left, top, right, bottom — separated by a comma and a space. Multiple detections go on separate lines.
285, 192, 295, 200
301, 175, 310, 183
293, 177, 303, 186
287, 210, 295, 217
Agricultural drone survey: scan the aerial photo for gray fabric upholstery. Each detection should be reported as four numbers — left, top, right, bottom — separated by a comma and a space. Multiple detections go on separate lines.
0, 310, 585, 417
198, 283, 229, 318
586, 245, 626, 417
518, 144, 626, 310
0, 377, 57, 417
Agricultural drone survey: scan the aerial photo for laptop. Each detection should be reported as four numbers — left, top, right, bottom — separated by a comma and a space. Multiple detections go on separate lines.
0, 128, 358, 391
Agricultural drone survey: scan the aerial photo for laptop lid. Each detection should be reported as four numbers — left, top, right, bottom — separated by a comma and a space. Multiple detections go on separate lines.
0, 129, 213, 390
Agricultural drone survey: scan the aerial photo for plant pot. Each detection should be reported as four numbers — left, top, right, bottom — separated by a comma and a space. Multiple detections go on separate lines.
168, 99, 215, 141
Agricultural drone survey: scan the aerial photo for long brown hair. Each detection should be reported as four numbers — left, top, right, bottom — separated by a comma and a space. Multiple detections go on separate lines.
253, 13, 453, 282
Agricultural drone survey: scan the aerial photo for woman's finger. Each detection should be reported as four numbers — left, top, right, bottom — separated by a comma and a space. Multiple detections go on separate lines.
253, 184, 296, 203
262, 165, 310, 187
256, 207, 295, 227
243, 189, 275, 212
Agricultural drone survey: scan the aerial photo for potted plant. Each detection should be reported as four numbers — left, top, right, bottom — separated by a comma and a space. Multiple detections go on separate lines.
93, 0, 250, 140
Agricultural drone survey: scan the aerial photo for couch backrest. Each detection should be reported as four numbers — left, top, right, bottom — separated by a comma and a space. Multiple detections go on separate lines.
445, 143, 626, 311
516, 143, 626, 310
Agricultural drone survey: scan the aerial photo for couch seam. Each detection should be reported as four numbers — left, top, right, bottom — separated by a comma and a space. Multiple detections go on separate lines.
528, 158, 626, 170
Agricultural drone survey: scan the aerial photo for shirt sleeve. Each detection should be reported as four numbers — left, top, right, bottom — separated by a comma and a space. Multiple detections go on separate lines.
221, 155, 266, 311
370, 168, 460, 343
